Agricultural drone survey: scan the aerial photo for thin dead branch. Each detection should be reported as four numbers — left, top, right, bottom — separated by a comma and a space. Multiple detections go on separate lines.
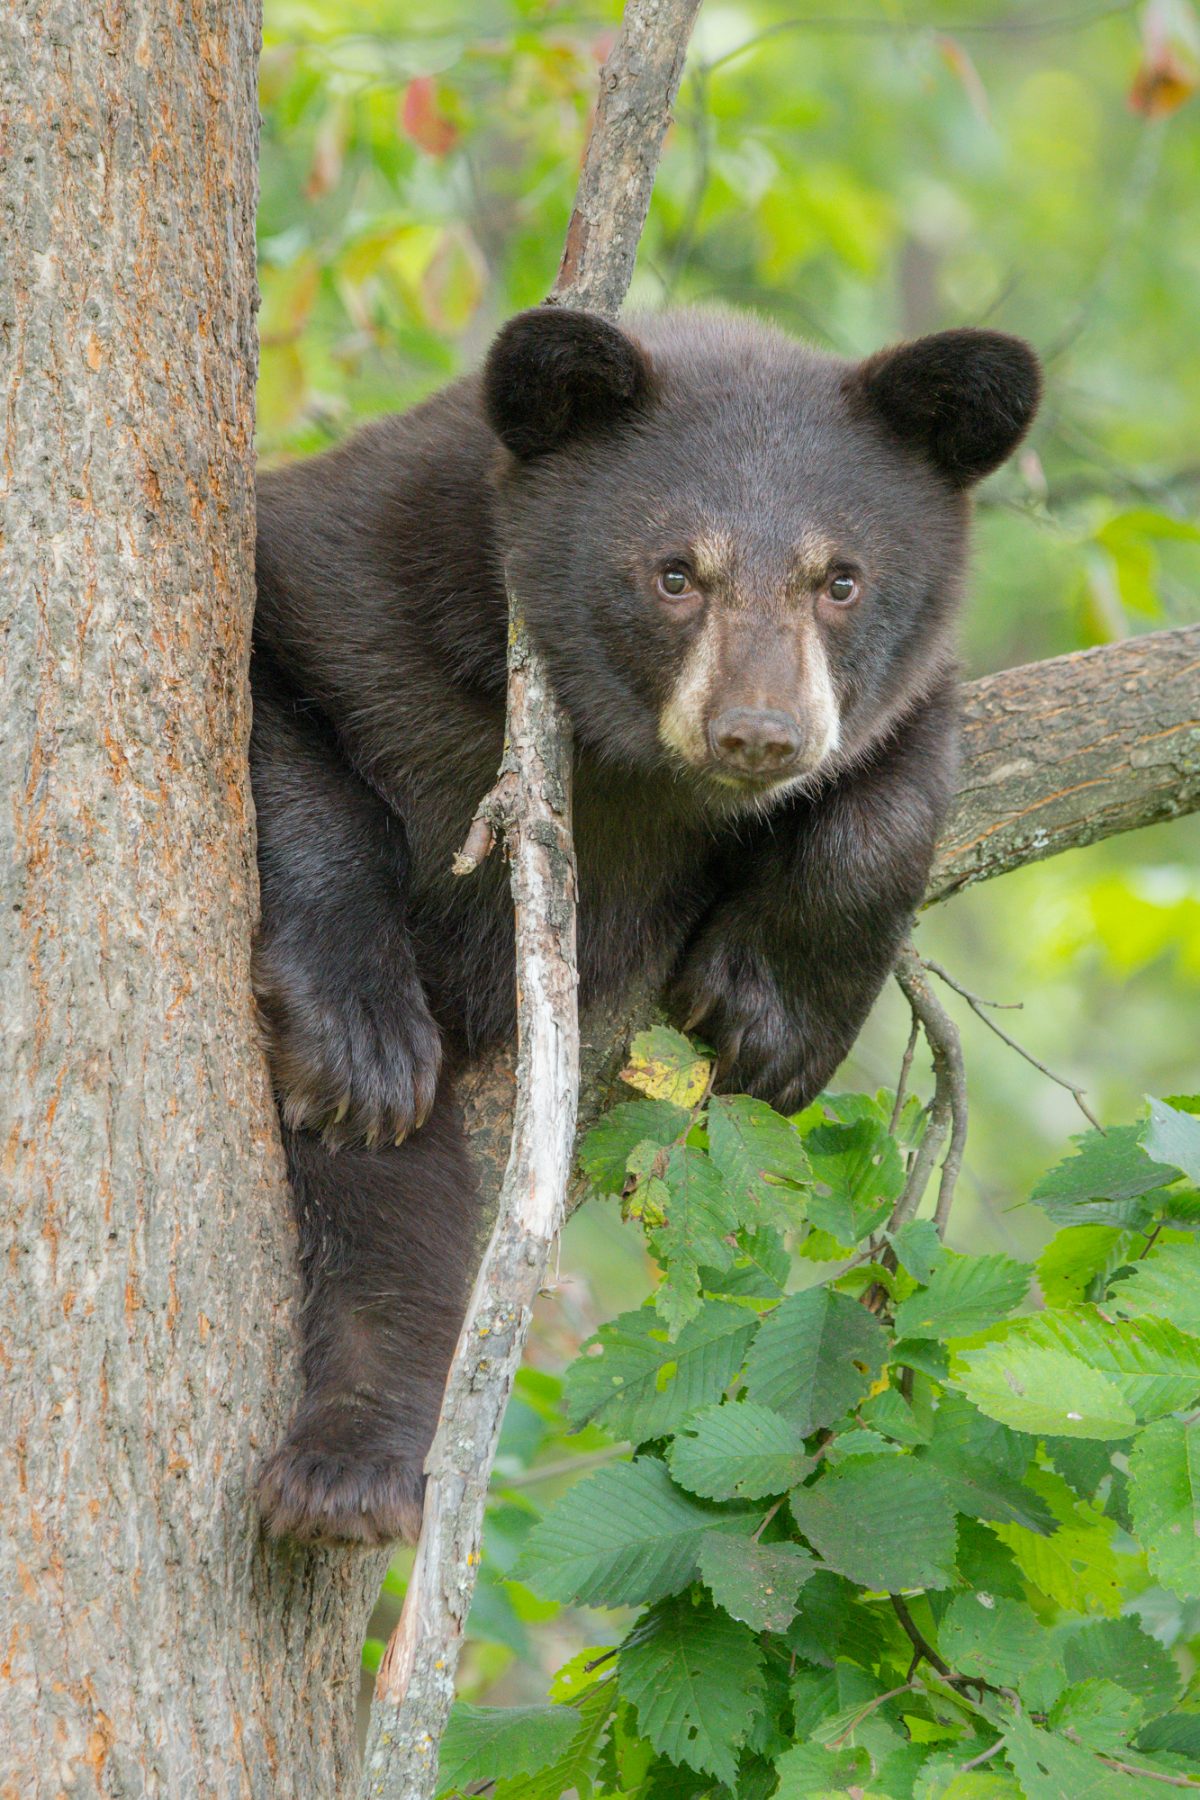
359, 4, 703, 1794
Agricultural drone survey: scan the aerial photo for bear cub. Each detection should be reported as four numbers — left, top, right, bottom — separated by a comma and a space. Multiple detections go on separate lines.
251, 306, 1040, 1545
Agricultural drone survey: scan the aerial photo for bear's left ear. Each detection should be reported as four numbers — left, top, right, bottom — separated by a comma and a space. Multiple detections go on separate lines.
484, 306, 653, 459
851, 328, 1041, 488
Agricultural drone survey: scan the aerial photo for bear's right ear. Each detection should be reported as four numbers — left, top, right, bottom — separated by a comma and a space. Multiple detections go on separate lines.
484, 307, 653, 459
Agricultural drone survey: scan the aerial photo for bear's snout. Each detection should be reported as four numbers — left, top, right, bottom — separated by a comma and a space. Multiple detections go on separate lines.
707, 707, 804, 777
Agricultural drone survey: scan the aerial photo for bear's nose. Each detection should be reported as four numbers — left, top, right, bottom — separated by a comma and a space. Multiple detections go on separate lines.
708, 708, 803, 775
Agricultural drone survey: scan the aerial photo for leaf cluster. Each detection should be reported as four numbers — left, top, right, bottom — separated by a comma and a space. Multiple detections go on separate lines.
437, 1049, 1200, 1798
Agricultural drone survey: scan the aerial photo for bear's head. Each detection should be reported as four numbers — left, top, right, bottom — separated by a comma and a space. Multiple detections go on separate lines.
484, 306, 1039, 807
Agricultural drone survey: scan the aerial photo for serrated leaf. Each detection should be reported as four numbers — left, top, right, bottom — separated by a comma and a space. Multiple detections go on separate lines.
915, 1758, 1023, 1798
1129, 1417, 1200, 1599
860, 1386, 931, 1446
1048, 1679, 1144, 1754
773, 1740, 872, 1796
889, 1218, 947, 1284
490, 1679, 617, 1800
1031, 1126, 1180, 1227
742, 1287, 888, 1432
617, 1594, 764, 1787
517, 1457, 755, 1608
579, 1099, 691, 1196
789, 1455, 958, 1590
1003, 1712, 1157, 1798
436, 1702, 580, 1795
1144, 1097, 1200, 1184
1038, 1226, 1132, 1307
621, 1026, 712, 1107
806, 1117, 904, 1243
1060, 1617, 1180, 1718
699, 1534, 815, 1632
894, 1253, 1031, 1341
994, 1469, 1131, 1617
650, 1145, 741, 1326
706, 1094, 811, 1226
938, 1593, 1045, 1686
952, 1336, 1136, 1440
1109, 1240, 1200, 1335
669, 1401, 813, 1500
564, 1301, 755, 1441
699, 1227, 789, 1301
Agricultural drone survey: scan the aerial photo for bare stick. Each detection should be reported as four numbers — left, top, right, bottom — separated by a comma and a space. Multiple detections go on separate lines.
359, 4, 702, 1795
922, 955, 1102, 1131
890, 947, 969, 1239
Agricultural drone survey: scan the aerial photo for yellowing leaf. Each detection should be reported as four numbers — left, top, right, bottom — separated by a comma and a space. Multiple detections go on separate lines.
621, 1027, 712, 1108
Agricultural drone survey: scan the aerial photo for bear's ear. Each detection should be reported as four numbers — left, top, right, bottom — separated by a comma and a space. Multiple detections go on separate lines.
484, 307, 653, 459
851, 328, 1041, 487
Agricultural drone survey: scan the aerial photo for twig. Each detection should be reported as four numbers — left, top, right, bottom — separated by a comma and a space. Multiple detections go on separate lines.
889, 947, 969, 1239
959, 1737, 1006, 1772
359, 6, 702, 1795
888, 1013, 920, 1136
498, 1442, 631, 1489
923, 956, 1102, 1132
827, 1683, 914, 1751
890, 1594, 953, 1679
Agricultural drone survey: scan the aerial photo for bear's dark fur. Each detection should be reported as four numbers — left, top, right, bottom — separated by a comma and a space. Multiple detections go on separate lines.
251, 307, 1040, 1544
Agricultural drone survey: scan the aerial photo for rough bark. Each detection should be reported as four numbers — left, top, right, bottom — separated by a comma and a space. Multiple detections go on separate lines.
0, 6, 380, 1795
361, 4, 703, 1794
459, 620, 1200, 1210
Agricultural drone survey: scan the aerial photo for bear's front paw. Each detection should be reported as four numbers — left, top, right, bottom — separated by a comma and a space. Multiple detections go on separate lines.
671, 940, 812, 1115
254, 944, 442, 1149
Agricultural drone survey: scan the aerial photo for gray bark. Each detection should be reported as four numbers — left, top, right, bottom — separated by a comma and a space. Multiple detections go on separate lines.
0, 6, 380, 1794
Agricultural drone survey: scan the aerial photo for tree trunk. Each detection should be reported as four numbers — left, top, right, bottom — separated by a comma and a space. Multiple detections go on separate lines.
0, 6, 378, 1794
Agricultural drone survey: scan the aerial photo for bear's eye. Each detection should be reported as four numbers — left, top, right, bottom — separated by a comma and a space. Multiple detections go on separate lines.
825, 573, 859, 606
656, 564, 696, 602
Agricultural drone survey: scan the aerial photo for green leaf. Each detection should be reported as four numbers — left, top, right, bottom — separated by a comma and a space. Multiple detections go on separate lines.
894, 1253, 1031, 1341
516, 1457, 755, 1608
742, 1288, 888, 1432
1003, 1712, 1157, 1798
789, 1455, 958, 1590
1031, 1127, 1180, 1228
1109, 1240, 1200, 1335
617, 1594, 764, 1787
1145, 1097, 1200, 1184
806, 1117, 904, 1244
952, 1335, 1137, 1440
650, 1145, 742, 1328
564, 1301, 756, 1441
436, 1703, 580, 1795
1060, 1617, 1180, 1719
699, 1227, 789, 1301
490, 1679, 617, 1800
859, 1386, 931, 1446
889, 1218, 947, 1284
938, 1593, 1045, 1687
579, 1099, 691, 1196
669, 1401, 813, 1500
1048, 1679, 1145, 1754
954, 1306, 1200, 1436
699, 1534, 815, 1633
773, 1741, 872, 1797
1128, 1417, 1200, 1599
1038, 1226, 1132, 1307
706, 1093, 811, 1224
994, 1469, 1131, 1617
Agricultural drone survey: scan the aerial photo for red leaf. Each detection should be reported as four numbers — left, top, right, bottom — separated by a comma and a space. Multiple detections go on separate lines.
1129, 0, 1199, 117
401, 76, 459, 156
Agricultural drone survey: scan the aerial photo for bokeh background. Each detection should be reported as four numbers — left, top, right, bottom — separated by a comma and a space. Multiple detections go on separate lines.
257, 0, 1200, 1715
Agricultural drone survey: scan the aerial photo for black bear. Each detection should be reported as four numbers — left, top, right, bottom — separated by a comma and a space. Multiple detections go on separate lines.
251, 306, 1040, 1544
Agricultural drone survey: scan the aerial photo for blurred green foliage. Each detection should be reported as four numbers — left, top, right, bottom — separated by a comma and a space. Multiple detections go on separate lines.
258, 0, 1200, 1734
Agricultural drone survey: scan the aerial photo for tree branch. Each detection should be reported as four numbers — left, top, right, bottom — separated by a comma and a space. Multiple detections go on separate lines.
359, 5, 702, 1795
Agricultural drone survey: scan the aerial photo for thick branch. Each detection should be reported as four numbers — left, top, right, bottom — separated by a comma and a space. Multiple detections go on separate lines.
360, 4, 702, 1795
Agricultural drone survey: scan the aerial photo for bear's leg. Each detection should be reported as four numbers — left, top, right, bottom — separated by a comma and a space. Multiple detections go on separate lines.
256, 1079, 478, 1547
